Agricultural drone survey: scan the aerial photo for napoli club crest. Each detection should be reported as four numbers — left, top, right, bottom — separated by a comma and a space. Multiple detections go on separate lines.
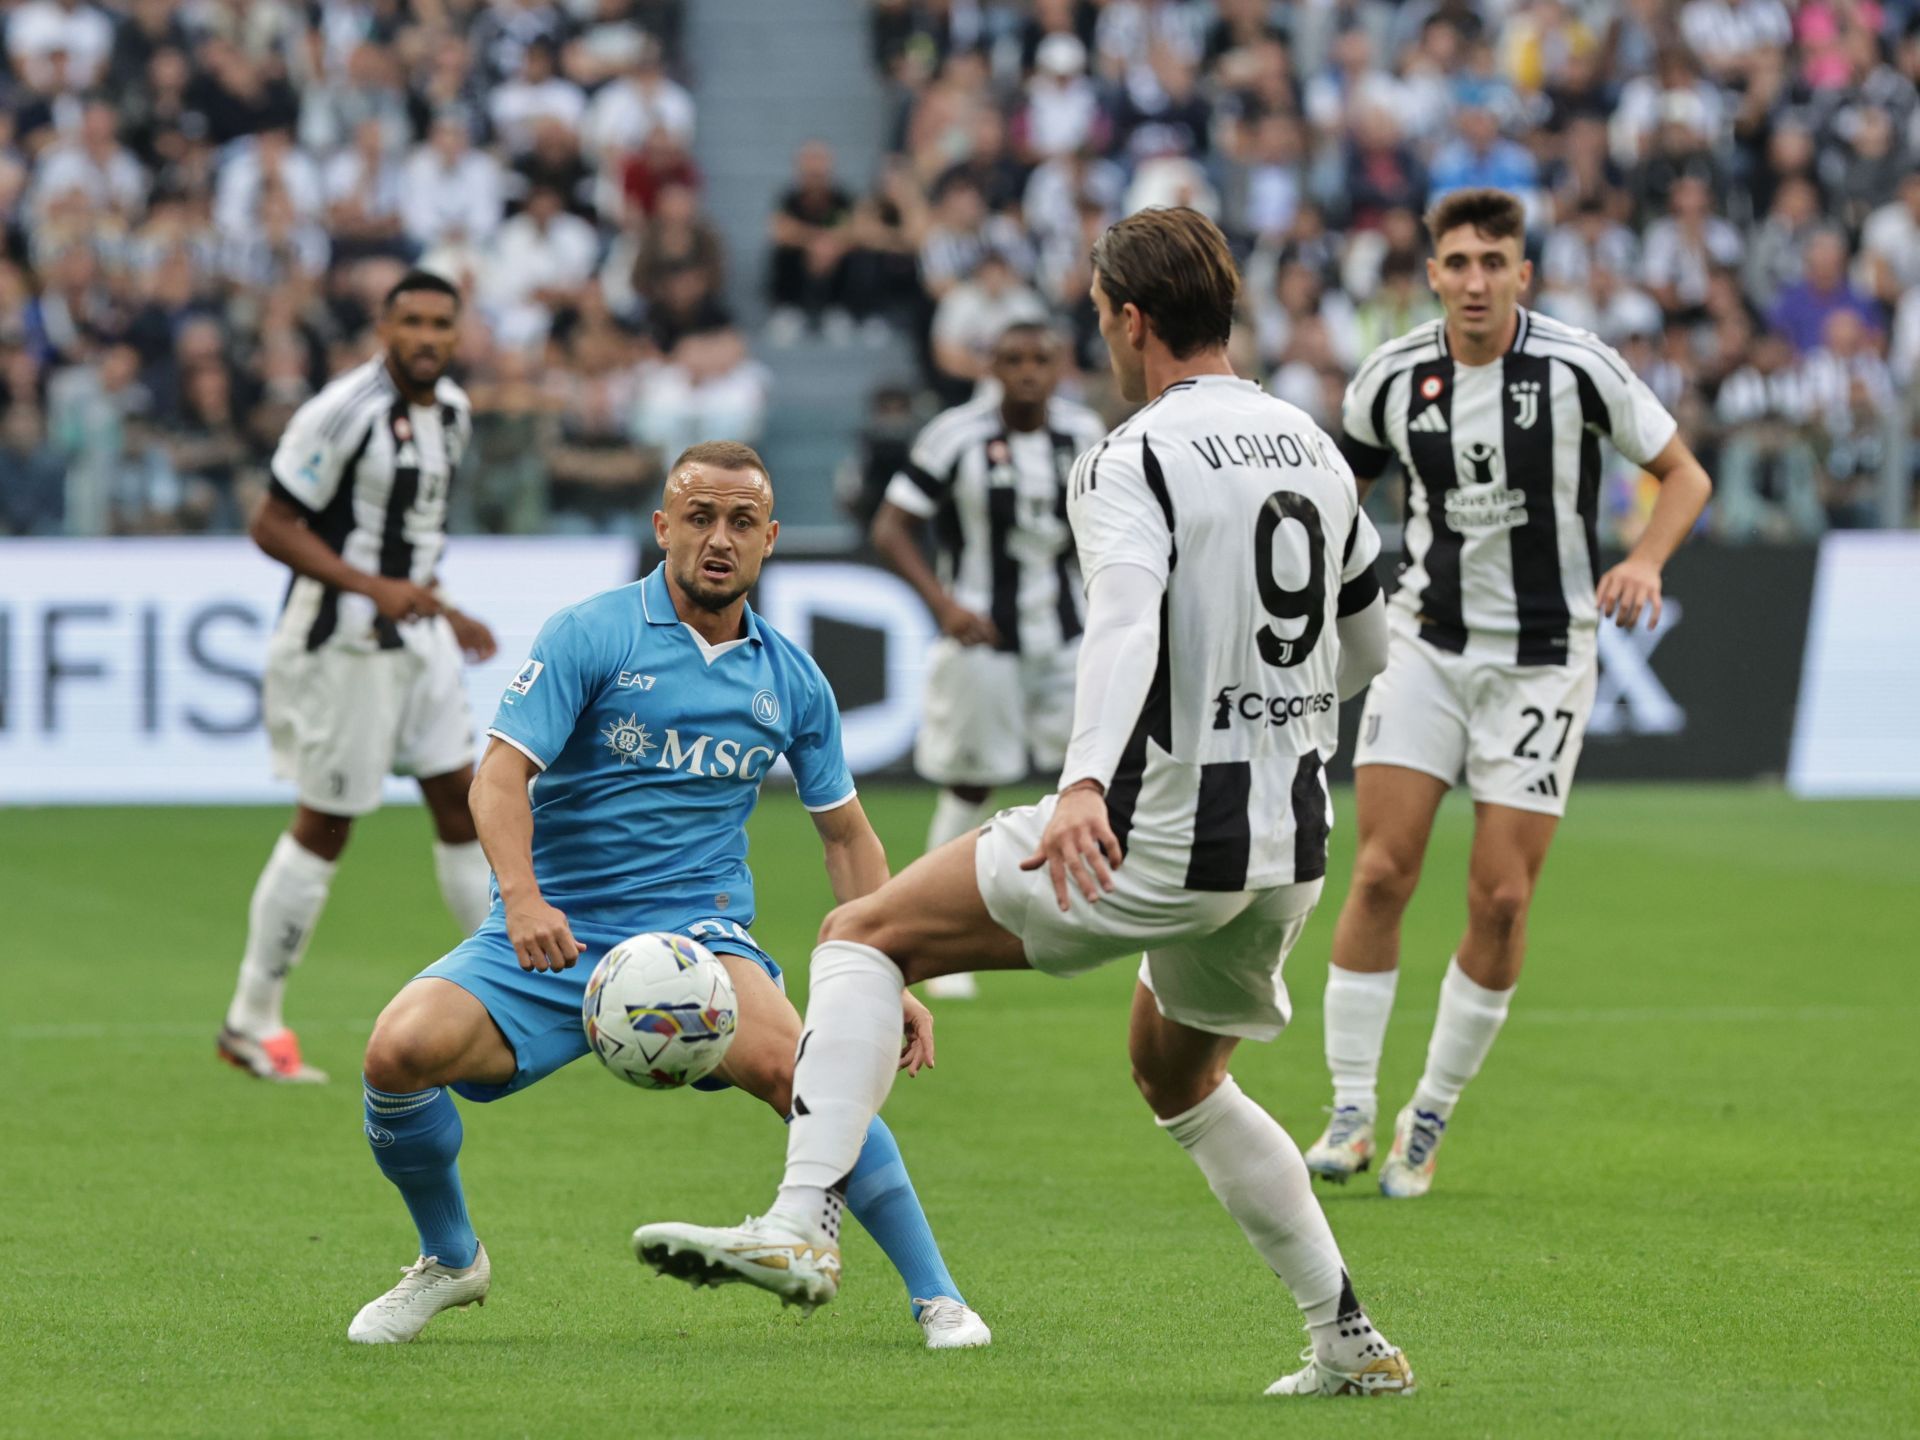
752, 690, 781, 726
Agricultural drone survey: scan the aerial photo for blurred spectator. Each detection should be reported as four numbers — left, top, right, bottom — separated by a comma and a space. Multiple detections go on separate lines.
488, 40, 586, 158
919, 172, 1034, 301
8, 0, 115, 93
581, 32, 694, 162
1013, 33, 1108, 163
480, 184, 601, 346
402, 111, 505, 251
1428, 102, 1540, 221
1768, 229, 1880, 354
929, 250, 1046, 402
768, 141, 857, 332
604, 179, 723, 319
1743, 176, 1822, 314
1860, 171, 1920, 307
1642, 174, 1743, 319
1714, 332, 1822, 539
324, 118, 414, 265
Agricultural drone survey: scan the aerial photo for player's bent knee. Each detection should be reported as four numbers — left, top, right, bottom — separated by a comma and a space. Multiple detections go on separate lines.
1350, 846, 1420, 911
364, 1003, 464, 1093
1129, 1052, 1230, 1121
1467, 878, 1533, 935
818, 897, 884, 949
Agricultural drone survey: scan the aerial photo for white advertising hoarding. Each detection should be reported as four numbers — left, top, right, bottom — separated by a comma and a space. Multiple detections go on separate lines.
1789, 532, 1920, 797
0, 537, 636, 804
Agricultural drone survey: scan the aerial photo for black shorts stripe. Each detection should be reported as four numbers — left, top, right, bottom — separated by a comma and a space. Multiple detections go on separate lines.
1185, 761, 1252, 891
1290, 751, 1329, 883
1403, 357, 1463, 650
1502, 351, 1569, 666
1104, 593, 1171, 856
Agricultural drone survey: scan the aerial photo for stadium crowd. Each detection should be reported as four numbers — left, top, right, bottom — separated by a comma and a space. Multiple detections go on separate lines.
2, 0, 1917, 544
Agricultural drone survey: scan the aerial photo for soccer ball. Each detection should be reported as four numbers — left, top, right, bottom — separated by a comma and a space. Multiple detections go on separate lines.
582, 933, 739, 1090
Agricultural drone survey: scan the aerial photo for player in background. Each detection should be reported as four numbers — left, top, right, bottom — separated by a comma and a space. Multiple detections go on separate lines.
639, 210, 1417, 1399
870, 322, 1106, 999
219, 272, 498, 1085
347, 442, 989, 1351
1304, 189, 1712, 1198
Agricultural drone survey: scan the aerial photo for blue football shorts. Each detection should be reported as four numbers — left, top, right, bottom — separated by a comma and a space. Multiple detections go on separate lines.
418, 909, 782, 1103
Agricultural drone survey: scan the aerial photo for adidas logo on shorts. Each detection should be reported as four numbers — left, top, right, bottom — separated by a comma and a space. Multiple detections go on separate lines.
1408, 407, 1449, 434
1525, 773, 1561, 798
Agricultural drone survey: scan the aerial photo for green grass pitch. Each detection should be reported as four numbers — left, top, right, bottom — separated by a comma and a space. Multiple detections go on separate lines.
2, 785, 1916, 1438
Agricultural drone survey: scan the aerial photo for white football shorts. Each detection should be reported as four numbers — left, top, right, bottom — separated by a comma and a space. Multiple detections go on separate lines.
974, 793, 1325, 1041
1353, 628, 1599, 817
263, 616, 475, 816
914, 638, 1078, 788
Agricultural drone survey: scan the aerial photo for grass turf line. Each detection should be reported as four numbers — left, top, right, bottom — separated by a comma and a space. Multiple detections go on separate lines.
0, 785, 1915, 1438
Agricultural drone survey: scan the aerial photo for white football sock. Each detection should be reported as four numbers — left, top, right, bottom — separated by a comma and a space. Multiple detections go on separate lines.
1411, 958, 1514, 1119
433, 839, 492, 934
1323, 966, 1398, 1116
1158, 1076, 1357, 1358
772, 941, 906, 1235
225, 833, 337, 1038
926, 790, 990, 852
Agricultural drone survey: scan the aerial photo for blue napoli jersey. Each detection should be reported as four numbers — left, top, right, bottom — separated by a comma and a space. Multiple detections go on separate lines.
486, 566, 855, 929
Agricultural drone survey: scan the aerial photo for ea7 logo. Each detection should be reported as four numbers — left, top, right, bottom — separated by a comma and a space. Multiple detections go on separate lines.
1510, 380, 1542, 430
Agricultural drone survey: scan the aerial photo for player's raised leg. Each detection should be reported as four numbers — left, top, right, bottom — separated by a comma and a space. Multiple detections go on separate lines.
1306, 765, 1450, 1181
218, 806, 351, 1083
675, 955, 990, 1347
1381, 803, 1554, 1199
635, 833, 1026, 1311
921, 787, 991, 999
349, 977, 513, 1342
1128, 985, 1412, 1397
419, 766, 492, 934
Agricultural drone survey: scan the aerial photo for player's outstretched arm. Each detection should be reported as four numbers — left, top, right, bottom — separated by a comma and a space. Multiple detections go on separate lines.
248, 490, 440, 625
809, 796, 890, 904
470, 739, 583, 972
1596, 434, 1713, 631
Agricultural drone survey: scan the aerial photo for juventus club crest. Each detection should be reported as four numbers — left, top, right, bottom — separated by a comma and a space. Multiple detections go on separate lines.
1510, 380, 1541, 429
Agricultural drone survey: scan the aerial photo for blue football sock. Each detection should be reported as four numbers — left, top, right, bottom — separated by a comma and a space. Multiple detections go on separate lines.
363, 1081, 477, 1269
842, 1115, 962, 1315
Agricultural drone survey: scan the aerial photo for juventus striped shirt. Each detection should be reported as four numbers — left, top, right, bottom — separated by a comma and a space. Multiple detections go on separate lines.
267, 355, 473, 653
885, 393, 1108, 656
1339, 309, 1676, 665
1065, 375, 1382, 891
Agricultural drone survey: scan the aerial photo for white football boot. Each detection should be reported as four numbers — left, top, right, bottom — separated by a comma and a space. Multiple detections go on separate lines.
915, 1296, 992, 1349
1377, 1104, 1448, 1199
218, 1026, 328, 1083
1303, 1106, 1375, 1183
1266, 1343, 1416, 1397
348, 1244, 490, 1343
634, 1216, 841, 1314
923, 973, 979, 1000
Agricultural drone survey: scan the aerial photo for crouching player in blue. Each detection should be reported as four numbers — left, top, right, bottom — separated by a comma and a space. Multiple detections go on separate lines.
348, 441, 988, 1350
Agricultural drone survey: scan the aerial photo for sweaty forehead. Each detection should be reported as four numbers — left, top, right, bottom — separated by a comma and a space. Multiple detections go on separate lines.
667, 464, 773, 512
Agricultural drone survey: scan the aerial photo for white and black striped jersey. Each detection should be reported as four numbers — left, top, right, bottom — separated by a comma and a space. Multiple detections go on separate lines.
885, 393, 1108, 656
1067, 375, 1382, 891
1340, 309, 1676, 665
268, 355, 472, 653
